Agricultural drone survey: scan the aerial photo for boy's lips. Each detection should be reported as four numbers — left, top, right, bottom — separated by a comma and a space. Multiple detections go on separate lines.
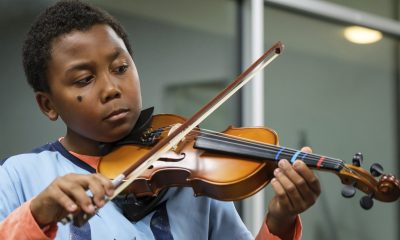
104, 108, 129, 121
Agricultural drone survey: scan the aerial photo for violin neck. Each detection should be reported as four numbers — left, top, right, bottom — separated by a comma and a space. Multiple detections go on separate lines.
194, 132, 344, 172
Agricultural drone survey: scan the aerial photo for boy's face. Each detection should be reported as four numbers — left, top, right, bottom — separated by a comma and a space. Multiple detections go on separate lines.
41, 24, 142, 144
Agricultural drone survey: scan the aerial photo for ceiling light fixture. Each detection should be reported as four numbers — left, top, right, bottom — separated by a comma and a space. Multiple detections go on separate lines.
344, 26, 382, 44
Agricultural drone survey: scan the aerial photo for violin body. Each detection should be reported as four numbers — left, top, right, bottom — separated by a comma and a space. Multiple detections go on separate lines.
98, 114, 280, 201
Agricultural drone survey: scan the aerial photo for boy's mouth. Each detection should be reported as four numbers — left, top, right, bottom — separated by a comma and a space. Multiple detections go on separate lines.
104, 108, 129, 121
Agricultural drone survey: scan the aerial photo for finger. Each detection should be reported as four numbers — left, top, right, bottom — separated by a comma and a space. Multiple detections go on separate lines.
49, 185, 78, 213
285, 161, 318, 205
87, 176, 107, 208
270, 177, 292, 212
274, 163, 304, 209
279, 159, 318, 205
88, 174, 114, 207
58, 176, 96, 214
293, 160, 321, 196
92, 173, 114, 196
300, 146, 312, 154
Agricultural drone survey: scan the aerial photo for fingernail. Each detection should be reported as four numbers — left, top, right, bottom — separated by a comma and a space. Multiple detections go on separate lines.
107, 189, 114, 196
274, 168, 281, 175
278, 159, 288, 167
294, 160, 302, 168
88, 204, 95, 212
69, 204, 77, 211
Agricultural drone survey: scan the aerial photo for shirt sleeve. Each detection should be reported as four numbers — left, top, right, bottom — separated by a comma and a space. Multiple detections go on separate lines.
255, 215, 302, 240
0, 200, 58, 240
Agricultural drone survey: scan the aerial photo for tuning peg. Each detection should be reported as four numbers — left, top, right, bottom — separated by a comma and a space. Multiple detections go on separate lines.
360, 194, 374, 210
370, 163, 384, 177
352, 152, 363, 167
341, 182, 356, 198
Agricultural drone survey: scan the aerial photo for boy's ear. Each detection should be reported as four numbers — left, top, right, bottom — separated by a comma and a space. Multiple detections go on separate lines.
35, 92, 59, 121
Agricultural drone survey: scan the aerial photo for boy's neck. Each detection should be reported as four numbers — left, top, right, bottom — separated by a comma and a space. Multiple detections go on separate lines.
61, 130, 105, 156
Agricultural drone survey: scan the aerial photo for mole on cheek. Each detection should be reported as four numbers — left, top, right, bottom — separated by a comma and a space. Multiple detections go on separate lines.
77, 96, 83, 102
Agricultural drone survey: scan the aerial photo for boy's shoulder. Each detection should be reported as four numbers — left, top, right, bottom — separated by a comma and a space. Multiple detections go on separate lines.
1, 140, 95, 177
1, 141, 58, 166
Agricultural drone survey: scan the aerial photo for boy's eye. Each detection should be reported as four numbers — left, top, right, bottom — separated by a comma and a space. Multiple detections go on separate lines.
76, 75, 94, 85
114, 64, 129, 74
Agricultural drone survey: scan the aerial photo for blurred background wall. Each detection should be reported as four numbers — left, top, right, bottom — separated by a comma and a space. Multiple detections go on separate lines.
0, 0, 399, 239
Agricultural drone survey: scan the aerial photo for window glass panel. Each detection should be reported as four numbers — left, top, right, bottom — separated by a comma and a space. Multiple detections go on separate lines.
264, 7, 398, 240
326, 0, 396, 19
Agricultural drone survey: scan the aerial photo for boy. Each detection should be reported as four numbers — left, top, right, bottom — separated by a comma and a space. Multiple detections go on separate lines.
0, 1, 320, 239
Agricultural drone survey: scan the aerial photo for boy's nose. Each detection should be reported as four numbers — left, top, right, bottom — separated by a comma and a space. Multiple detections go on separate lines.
101, 76, 121, 103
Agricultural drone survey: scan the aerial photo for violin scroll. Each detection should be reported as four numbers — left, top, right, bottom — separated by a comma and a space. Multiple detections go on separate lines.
337, 155, 400, 209
377, 174, 400, 200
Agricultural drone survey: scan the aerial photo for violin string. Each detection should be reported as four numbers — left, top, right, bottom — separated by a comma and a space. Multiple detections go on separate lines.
159, 125, 343, 166
198, 128, 343, 166
194, 130, 343, 167
156, 125, 364, 184
190, 130, 364, 179
156, 126, 363, 180
156, 125, 345, 167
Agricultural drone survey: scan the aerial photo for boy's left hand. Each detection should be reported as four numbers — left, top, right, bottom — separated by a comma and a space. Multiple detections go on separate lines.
266, 147, 321, 239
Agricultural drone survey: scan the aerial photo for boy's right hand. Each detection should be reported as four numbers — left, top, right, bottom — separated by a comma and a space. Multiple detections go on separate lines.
30, 173, 114, 227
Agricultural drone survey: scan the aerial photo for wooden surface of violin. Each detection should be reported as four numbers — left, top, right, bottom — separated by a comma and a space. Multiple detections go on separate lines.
98, 114, 279, 201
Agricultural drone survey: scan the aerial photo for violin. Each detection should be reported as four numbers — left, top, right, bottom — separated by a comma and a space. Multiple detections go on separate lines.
98, 113, 400, 204
63, 42, 400, 226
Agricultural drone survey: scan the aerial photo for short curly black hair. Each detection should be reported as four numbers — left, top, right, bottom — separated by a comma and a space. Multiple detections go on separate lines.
22, 0, 132, 92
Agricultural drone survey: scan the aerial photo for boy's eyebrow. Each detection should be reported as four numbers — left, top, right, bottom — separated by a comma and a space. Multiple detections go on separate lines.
65, 47, 126, 74
107, 47, 124, 62
66, 63, 92, 74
